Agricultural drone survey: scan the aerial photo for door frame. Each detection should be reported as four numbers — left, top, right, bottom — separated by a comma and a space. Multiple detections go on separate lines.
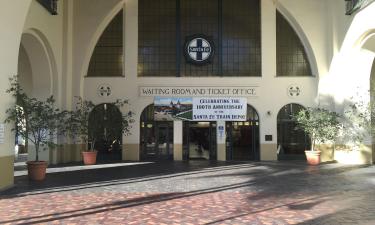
183, 121, 217, 160
140, 121, 174, 160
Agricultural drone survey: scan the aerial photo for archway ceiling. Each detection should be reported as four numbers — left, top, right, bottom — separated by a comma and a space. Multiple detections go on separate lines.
362, 35, 375, 53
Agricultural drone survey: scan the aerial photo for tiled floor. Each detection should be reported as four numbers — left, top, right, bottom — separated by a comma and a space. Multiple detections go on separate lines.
1, 161, 375, 224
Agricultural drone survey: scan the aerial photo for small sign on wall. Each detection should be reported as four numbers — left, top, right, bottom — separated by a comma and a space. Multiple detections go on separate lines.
265, 135, 272, 142
287, 84, 301, 98
97, 84, 112, 97
0, 124, 5, 144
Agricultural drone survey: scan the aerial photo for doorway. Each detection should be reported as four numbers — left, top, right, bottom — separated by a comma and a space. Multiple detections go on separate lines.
140, 104, 174, 161
277, 103, 310, 160
226, 105, 260, 161
88, 103, 123, 162
141, 121, 173, 160
183, 122, 217, 160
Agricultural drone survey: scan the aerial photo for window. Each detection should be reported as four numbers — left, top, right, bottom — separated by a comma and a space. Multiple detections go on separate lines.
138, 0, 261, 77
87, 11, 123, 77
222, 0, 261, 76
180, 0, 219, 77
138, 0, 177, 77
276, 11, 312, 76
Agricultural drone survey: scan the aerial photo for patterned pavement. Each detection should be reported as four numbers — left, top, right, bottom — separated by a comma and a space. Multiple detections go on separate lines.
1, 161, 375, 224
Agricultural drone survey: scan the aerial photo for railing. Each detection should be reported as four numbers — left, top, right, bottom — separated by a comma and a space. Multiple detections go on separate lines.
36, 0, 58, 15
345, 0, 375, 15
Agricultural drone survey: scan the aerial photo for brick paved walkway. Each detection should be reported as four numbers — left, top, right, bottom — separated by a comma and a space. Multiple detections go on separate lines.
1, 161, 375, 224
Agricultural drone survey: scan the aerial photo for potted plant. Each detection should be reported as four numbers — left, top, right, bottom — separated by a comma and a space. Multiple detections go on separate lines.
70, 97, 134, 165
69, 97, 96, 165
5, 77, 68, 180
293, 107, 342, 165
334, 96, 374, 163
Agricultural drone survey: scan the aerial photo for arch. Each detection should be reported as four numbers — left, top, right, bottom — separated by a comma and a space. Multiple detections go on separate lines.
226, 104, 260, 161
20, 29, 58, 98
89, 103, 123, 161
140, 104, 173, 160
277, 103, 311, 160
275, 3, 319, 76
80, 1, 124, 94
18, 44, 33, 96
140, 104, 155, 122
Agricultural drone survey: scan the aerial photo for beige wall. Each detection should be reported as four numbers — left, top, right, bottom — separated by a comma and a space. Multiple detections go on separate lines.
261, 144, 278, 161
123, 144, 139, 161
50, 144, 85, 165
0, 156, 14, 190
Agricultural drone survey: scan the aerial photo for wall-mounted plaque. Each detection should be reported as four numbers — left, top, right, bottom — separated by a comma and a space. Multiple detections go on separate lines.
97, 84, 112, 97
287, 84, 301, 98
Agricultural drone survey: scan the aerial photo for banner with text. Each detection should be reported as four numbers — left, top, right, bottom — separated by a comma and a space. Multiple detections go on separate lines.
140, 86, 258, 97
192, 98, 247, 121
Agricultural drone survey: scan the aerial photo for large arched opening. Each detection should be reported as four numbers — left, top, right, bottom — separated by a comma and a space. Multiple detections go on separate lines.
140, 104, 174, 161
15, 31, 57, 162
277, 103, 311, 160
88, 103, 123, 162
226, 104, 260, 161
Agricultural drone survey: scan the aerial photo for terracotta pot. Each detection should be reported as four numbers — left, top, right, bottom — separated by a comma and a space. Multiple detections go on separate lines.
27, 161, 47, 181
82, 151, 97, 165
305, 150, 321, 165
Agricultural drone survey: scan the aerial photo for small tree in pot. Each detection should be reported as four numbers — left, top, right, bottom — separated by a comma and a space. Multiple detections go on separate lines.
5, 77, 68, 180
69, 97, 96, 164
293, 107, 342, 165
70, 97, 134, 165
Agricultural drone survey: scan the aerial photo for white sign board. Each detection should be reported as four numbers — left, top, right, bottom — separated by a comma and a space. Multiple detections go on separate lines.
192, 98, 247, 121
0, 124, 5, 144
140, 86, 258, 97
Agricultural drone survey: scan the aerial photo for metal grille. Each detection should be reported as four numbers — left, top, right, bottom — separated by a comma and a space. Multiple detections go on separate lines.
87, 11, 123, 77
222, 0, 261, 76
138, 0, 177, 77
180, 0, 219, 77
138, 0, 261, 77
277, 104, 311, 156
276, 11, 312, 76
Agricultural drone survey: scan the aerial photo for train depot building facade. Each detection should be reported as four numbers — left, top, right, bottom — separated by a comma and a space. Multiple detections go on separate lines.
1, 0, 375, 190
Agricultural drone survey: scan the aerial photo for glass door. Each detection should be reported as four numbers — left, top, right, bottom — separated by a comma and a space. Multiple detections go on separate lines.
183, 122, 216, 160
226, 121, 259, 161
141, 122, 173, 160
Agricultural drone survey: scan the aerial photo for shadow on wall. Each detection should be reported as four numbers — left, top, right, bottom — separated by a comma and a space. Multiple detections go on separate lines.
317, 94, 373, 164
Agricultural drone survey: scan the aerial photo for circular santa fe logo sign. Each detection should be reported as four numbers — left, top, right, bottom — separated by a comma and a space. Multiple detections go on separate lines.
97, 84, 112, 97
184, 35, 214, 65
287, 84, 301, 98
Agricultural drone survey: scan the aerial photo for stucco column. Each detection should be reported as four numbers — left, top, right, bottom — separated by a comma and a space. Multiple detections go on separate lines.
0, 0, 32, 190
173, 121, 183, 160
260, 0, 277, 161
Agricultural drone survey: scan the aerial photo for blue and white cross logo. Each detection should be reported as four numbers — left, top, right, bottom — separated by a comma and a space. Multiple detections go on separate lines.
185, 36, 213, 64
